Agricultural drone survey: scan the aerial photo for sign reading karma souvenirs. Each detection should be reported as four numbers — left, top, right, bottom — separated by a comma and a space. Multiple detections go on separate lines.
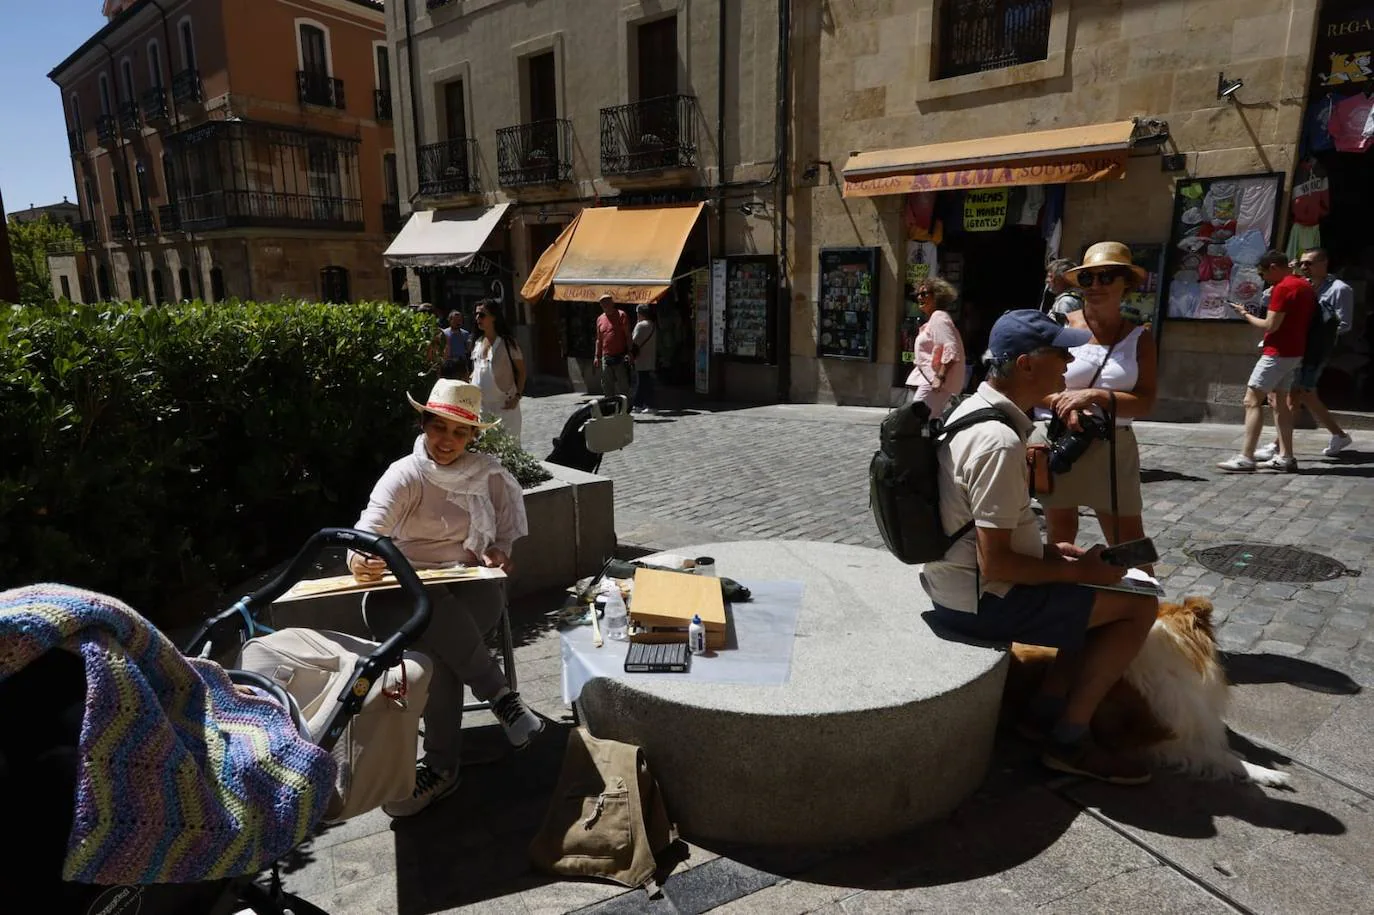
844, 153, 1127, 198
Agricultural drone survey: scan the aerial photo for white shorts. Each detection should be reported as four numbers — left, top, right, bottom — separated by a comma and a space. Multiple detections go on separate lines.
1247, 355, 1301, 394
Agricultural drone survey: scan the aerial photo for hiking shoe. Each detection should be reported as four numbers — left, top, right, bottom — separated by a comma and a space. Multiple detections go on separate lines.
1216, 455, 1256, 472
1323, 432, 1353, 457
493, 690, 544, 749
1261, 455, 1298, 473
1041, 737, 1152, 786
383, 760, 459, 817
1253, 442, 1278, 461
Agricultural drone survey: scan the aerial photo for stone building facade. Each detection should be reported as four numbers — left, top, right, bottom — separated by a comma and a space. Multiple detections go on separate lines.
50, 0, 398, 306
792, 0, 1340, 416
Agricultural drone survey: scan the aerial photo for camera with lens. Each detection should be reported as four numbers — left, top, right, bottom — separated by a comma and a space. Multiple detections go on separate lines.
1046, 412, 1112, 474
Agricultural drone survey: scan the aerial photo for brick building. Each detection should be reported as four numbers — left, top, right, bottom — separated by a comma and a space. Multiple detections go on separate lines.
49, 0, 399, 305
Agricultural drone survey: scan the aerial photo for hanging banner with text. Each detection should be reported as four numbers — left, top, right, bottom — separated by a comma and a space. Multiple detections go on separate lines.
842, 152, 1128, 198
963, 189, 1010, 231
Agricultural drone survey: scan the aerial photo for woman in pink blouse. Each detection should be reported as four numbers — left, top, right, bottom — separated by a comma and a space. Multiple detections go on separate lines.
904, 276, 965, 416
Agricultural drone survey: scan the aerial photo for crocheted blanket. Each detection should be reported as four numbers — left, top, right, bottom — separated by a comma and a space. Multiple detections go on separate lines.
0, 584, 337, 885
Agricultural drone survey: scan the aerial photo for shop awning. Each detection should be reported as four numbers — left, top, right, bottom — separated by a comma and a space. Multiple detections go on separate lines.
841, 120, 1138, 198
383, 203, 510, 268
522, 203, 705, 304
520, 212, 582, 303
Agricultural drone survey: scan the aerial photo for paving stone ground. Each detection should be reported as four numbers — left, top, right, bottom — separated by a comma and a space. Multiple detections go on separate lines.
287, 393, 1374, 915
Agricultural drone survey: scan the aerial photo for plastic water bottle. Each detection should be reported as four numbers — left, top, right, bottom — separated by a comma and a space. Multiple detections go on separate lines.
688, 613, 706, 655
603, 588, 629, 642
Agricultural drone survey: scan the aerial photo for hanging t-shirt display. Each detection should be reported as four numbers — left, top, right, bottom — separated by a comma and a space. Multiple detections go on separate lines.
1290, 159, 1331, 227
1329, 92, 1374, 152
1161, 172, 1284, 322
817, 247, 879, 361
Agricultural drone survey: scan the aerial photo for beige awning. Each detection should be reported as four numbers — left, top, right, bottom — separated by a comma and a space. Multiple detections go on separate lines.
384, 203, 510, 268
842, 120, 1138, 198
520, 212, 582, 303
531, 203, 704, 304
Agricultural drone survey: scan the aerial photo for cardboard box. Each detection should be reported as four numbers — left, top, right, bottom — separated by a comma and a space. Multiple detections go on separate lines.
629, 568, 727, 650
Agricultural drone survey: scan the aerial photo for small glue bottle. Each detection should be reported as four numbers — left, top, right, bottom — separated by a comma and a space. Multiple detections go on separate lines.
687, 613, 707, 655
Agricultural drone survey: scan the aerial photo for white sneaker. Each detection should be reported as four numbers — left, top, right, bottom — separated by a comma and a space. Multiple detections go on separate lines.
383, 759, 459, 817
492, 689, 544, 749
1323, 433, 1353, 457
1261, 455, 1298, 473
1216, 454, 1256, 472
1253, 442, 1278, 461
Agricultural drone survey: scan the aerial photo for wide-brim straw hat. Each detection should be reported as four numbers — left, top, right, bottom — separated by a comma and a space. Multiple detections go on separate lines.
406, 379, 500, 430
1065, 241, 1147, 287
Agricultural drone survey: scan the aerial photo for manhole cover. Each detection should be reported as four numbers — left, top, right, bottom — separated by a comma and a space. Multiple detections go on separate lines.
1190, 543, 1361, 583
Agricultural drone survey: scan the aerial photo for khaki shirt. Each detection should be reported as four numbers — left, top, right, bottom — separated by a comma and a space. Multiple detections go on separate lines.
920, 382, 1045, 612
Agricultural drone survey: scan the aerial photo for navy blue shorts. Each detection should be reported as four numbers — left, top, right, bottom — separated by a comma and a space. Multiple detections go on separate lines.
931, 583, 1096, 650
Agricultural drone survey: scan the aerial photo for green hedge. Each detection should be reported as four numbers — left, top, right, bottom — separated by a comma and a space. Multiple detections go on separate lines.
0, 300, 549, 628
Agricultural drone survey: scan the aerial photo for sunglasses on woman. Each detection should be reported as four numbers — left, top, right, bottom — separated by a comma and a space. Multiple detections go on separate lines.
1075, 268, 1127, 287
475, 310, 489, 319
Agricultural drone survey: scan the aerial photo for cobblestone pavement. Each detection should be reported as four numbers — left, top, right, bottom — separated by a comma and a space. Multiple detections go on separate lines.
519, 393, 1374, 687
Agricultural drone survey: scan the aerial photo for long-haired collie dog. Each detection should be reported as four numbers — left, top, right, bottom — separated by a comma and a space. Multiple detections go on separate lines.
1004, 597, 1291, 787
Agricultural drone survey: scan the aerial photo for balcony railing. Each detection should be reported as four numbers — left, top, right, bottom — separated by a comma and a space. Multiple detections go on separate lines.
118, 100, 141, 133
937, 0, 1052, 80
297, 71, 345, 109
96, 115, 118, 146
47, 221, 97, 254
382, 201, 403, 234
177, 189, 364, 232
140, 86, 169, 123
109, 213, 130, 239
375, 89, 392, 121
600, 94, 699, 176
172, 68, 202, 105
132, 209, 156, 238
68, 130, 86, 155
497, 118, 572, 187
158, 203, 180, 233
418, 137, 480, 195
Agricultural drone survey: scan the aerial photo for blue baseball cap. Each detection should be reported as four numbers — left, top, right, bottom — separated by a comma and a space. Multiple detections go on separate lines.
986, 309, 1092, 361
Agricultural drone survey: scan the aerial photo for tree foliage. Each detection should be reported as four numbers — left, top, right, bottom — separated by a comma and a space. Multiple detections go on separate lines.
6, 216, 77, 304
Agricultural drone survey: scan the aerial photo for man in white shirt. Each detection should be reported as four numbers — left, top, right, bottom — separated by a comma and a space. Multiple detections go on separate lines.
923, 310, 1159, 785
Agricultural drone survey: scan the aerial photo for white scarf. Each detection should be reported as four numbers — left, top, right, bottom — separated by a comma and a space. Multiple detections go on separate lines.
410, 434, 501, 558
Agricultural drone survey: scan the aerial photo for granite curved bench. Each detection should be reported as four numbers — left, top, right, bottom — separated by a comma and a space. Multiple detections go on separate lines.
575, 540, 1008, 846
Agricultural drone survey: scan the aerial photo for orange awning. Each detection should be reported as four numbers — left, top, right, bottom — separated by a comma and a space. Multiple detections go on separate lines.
520, 212, 581, 303
541, 203, 704, 304
842, 120, 1138, 198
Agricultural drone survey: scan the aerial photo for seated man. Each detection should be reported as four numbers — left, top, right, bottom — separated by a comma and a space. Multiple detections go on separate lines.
922, 309, 1159, 785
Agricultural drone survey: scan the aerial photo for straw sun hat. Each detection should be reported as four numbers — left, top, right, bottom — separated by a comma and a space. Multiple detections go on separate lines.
406, 378, 499, 430
1065, 241, 1147, 287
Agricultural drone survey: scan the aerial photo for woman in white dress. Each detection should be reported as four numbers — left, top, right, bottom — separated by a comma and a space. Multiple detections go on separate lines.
470, 300, 526, 444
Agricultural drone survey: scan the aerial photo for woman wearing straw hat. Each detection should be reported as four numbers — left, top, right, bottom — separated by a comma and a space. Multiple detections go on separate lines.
1034, 242, 1158, 561
903, 275, 965, 416
347, 378, 543, 817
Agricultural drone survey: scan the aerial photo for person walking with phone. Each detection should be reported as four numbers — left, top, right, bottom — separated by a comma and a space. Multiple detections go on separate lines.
1033, 243, 1158, 560
592, 294, 633, 398
471, 300, 526, 445
903, 276, 966, 417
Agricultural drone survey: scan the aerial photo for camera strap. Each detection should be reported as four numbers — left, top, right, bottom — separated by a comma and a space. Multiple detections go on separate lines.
1107, 391, 1120, 543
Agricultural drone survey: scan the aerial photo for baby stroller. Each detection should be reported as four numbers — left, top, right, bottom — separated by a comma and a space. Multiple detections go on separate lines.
0, 528, 432, 915
545, 394, 634, 474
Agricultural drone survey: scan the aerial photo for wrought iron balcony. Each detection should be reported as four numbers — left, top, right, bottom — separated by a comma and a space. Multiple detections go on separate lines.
109, 213, 130, 239
157, 203, 180, 233
46, 221, 97, 254
177, 190, 364, 232
497, 118, 572, 187
375, 89, 392, 121
132, 210, 156, 238
417, 137, 480, 195
297, 71, 345, 109
382, 201, 403, 234
172, 68, 202, 105
140, 87, 169, 123
68, 130, 86, 155
118, 100, 141, 133
937, 0, 1052, 79
600, 94, 699, 176
96, 115, 118, 146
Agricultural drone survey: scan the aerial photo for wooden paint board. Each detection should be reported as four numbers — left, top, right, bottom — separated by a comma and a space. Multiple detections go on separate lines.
276, 565, 506, 603
630, 568, 726, 632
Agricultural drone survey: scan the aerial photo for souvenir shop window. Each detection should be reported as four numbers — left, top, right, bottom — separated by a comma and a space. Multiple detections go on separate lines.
1160, 172, 1284, 322
723, 255, 777, 364
817, 247, 879, 362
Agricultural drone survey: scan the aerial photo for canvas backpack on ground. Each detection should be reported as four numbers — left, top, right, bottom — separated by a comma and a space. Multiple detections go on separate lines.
529, 728, 677, 889
870, 400, 1015, 564
236, 628, 432, 822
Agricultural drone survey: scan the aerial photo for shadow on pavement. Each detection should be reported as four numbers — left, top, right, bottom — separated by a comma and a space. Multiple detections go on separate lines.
1140, 467, 1209, 483
1222, 651, 1362, 695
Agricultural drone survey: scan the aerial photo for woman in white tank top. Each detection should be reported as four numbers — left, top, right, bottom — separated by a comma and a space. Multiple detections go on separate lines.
1035, 242, 1159, 560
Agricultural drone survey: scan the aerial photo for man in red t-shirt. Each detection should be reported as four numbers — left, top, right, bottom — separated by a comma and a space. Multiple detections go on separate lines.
1217, 250, 1315, 473
592, 293, 633, 397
